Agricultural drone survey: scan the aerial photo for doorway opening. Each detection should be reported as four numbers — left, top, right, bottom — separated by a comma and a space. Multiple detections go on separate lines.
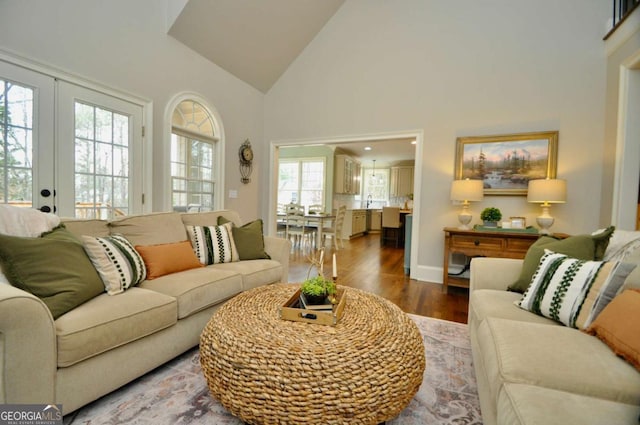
268, 130, 424, 279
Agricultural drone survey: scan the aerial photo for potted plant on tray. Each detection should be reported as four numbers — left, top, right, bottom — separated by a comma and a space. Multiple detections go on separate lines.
300, 275, 337, 305
480, 207, 502, 227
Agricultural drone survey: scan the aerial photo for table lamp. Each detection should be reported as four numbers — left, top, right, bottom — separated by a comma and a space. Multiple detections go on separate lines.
527, 178, 566, 235
450, 179, 484, 230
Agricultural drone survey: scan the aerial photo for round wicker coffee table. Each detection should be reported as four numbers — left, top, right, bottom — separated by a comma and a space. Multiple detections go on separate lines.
199, 283, 425, 425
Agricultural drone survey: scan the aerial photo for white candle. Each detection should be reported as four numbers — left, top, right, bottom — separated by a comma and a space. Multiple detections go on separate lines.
332, 253, 337, 278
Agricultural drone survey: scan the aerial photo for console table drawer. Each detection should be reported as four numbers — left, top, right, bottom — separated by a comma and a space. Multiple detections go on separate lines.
450, 235, 503, 251
506, 238, 537, 254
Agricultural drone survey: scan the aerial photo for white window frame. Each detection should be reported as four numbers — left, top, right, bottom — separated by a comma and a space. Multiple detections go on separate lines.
277, 157, 326, 208
0, 50, 152, 215
164, 93, 225, 212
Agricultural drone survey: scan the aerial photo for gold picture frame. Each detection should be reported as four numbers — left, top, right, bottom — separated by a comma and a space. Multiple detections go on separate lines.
455, 131, 558, 196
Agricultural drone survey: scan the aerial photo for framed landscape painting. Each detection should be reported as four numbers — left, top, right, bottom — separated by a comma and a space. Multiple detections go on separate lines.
455, 131, 558, 196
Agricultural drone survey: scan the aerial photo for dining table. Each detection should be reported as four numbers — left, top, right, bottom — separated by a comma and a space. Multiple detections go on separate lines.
278, 212, 336, 249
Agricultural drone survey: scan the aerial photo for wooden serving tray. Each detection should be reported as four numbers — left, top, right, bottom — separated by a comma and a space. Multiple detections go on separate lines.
279, 288, 346, 326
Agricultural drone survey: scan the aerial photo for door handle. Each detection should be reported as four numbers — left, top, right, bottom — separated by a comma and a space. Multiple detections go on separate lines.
40, 189, 52, 197
40, 206, 51, 213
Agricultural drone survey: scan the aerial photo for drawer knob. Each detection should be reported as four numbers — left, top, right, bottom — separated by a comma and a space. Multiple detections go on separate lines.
474, 240, 480, 246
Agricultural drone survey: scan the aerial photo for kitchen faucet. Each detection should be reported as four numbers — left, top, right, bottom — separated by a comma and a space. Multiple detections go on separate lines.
366, 194, 372, 208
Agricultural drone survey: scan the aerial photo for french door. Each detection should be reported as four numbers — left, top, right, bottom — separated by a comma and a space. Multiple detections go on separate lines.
0, 60, 143, 217
57, 82, 143, 218
0, 61, 54, 211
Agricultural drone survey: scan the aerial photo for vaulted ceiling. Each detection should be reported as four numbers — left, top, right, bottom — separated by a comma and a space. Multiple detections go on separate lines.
167, 0, 345, 93
167, 0, 416, 165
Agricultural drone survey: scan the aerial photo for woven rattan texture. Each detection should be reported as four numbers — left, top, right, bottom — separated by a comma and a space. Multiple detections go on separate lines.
199, 283, 426, 424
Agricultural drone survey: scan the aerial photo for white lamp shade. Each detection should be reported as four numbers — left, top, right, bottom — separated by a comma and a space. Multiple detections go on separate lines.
527, 179, 567, 204
451, 179, 484, 202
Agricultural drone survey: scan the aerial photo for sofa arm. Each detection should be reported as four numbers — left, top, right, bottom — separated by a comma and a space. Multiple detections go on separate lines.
0, 285, 57, 404
264, 236, 291, 283
469, 257, 524, 292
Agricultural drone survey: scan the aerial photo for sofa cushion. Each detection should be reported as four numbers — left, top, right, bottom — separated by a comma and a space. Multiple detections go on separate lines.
139, 267, 243, 319
0, 227, 104, 319
509, 227, 615, 293
587, 289, 640, 372
477, 318, 640, 406
82, 234, 147, 294
218, 217, 270, 261
55, 287, 177, 367
498, 383, 640, 425
209, 260, 283, 291
517, 251, 635, 329
181, 210, 242, 227
62, 218, 110, 238
109, 212, 187, 245
186, 222, 239, 265
469, 289, 558, 332
135, 241, 203, 279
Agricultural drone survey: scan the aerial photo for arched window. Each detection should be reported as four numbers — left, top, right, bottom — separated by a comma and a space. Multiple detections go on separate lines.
170, 100, 220, 212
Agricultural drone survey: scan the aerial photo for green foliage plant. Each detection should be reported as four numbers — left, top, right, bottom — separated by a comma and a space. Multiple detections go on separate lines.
480, 207, 502, 222
300, 275, 336, 297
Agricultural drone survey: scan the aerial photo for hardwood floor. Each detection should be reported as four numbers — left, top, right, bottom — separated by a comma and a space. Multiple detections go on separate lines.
285, 233, 470, 324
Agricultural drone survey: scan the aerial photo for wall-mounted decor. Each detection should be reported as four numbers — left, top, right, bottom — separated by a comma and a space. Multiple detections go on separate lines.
455, 131, 558, 196
239, 139, 253, 184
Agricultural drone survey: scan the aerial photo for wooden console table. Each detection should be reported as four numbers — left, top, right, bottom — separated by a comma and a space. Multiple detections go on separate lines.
442, 227, 566, 293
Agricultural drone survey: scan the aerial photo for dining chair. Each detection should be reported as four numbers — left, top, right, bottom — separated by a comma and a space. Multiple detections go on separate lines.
321, 205, 347, 250
285, 203, 309, 249
276, 203, 288, 237
381, 206, 404, 248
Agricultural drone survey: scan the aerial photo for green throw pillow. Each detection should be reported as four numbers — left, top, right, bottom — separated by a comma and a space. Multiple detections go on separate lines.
0, 226, 105, 319
217, 217, 271, 261
508, 226, 615, 293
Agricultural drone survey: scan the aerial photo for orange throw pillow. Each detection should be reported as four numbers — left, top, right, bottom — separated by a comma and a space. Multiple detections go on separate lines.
586, 289, 640, 372
135, 241, 203, 280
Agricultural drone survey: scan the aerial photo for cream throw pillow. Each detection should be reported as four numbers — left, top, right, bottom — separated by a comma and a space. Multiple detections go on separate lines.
517, 250, 636, 329
83, 234, 147, 295
186, 222, 239, 265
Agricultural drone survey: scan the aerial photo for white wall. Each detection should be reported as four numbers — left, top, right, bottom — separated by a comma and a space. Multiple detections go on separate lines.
0, 0, 265, 221
602, 14, 640, 229
264, 0, 610, 281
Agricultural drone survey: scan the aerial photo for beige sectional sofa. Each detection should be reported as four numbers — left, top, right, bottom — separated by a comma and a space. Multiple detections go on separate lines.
0, 210, 289, 414
469, 254, 640, 425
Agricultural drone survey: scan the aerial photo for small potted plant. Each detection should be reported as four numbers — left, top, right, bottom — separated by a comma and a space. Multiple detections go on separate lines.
300, 275, 337, 305
480, 207, 502, 227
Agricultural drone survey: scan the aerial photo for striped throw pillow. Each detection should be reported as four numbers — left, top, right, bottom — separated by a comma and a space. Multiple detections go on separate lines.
186, 222, 239, 265
82, 234, 147, 295
517, 250, 636, 329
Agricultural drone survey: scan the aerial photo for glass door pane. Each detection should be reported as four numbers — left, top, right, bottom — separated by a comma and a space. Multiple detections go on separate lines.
57, 81, 143, 218
74, 102, 131, 219
0, 61, 54, 211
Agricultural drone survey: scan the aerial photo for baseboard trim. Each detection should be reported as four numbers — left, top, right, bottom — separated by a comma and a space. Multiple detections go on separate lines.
410, 265, 443, 284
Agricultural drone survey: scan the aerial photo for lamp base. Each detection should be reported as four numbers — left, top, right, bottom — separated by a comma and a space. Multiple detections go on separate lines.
457, 205, 473, 230
536, 205, 555, 235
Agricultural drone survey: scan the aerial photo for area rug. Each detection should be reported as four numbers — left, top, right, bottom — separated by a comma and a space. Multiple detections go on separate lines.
64, 315, 482, 425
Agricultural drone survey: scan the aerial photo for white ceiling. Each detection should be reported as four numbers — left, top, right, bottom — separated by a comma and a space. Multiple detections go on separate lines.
334, 138, 417, 168
167, 0, 345, 93
167, 1, 416, 165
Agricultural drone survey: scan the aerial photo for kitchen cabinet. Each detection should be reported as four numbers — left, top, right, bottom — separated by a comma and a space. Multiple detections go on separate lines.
334, 155, 361, 195
390, 166, 414, 197
341, 209, 367, 239
367, 209, 382, 233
